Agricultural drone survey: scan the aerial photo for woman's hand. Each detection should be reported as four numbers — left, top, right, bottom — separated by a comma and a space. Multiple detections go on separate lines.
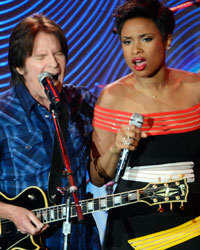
90, 124, 147, 186
109, 125, 147, 154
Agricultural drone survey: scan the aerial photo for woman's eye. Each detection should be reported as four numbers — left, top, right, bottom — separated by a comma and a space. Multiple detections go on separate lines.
122, 40, 131, 45
143, 37, 153, 42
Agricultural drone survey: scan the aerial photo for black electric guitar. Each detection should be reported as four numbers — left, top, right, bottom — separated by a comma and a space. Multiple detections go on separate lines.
0, 178, 188, 250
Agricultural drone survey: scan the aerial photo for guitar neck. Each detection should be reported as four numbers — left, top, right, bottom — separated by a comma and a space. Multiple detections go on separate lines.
33, 190, 138, 224
32, 178, 188, 224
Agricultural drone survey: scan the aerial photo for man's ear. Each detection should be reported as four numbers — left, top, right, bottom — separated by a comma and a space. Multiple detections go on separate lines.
16, 67, 25, 75
165, 34, 172, 50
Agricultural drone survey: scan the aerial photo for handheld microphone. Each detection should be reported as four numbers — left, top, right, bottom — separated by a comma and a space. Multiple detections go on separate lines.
114, 113, 144, 183
38, 72, 61, 109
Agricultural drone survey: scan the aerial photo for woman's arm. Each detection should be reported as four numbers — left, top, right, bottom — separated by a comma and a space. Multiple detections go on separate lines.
89, 87, 147, 186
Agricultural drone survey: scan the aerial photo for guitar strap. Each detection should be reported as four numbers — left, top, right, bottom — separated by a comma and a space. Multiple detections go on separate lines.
48, 100, 69, 204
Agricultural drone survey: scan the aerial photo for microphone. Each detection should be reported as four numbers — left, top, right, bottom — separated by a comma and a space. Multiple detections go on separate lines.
114, 113, 144, 183
38, 72, 62, 109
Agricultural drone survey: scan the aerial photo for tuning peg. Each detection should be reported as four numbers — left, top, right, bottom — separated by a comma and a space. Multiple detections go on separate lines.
157, 204, 164, 212
177, 174, 184, 178
179, 202, 187, 211
170, 202, 173, 211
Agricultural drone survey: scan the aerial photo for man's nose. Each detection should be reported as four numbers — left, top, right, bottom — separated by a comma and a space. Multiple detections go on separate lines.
48, 54, 59, 68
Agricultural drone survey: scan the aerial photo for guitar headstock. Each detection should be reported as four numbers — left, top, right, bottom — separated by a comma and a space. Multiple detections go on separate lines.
138, 178, 188, 206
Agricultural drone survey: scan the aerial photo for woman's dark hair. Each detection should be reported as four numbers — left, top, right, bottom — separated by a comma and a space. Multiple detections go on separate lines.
8, 14, 68, 86
113, 0, 175, 41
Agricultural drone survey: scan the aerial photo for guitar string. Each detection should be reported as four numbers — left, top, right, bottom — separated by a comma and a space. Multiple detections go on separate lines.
0, 183, 184, 226
0, 191, 135, 226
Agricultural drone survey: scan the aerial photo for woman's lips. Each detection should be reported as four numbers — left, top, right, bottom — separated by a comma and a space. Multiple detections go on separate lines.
132, 58, 146, 71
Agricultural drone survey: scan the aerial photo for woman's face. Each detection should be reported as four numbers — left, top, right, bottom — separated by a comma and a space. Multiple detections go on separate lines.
120, 17, 170, 77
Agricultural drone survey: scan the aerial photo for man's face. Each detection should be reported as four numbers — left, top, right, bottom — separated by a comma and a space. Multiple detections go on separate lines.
16, 31, 66, 105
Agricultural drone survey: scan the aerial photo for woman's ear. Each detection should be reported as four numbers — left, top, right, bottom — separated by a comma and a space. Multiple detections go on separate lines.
165, 34, 173, 50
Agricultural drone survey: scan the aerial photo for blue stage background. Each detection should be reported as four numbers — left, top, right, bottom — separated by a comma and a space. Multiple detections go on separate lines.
0, 0, 199, 95
0, 0, 200, 245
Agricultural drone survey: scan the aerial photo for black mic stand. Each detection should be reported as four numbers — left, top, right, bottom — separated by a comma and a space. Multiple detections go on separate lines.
50, 105, 84, 250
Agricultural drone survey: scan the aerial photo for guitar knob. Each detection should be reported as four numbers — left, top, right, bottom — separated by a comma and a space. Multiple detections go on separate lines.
28, 194, 35, 200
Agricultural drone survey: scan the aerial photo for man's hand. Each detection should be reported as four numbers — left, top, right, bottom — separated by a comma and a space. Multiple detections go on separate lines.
0, 202, 48, 235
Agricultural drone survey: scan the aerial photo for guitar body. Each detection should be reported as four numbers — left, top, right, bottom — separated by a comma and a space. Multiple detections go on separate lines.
0, 187, 48, 250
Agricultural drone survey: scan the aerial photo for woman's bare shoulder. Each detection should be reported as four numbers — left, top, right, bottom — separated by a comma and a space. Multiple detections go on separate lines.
170, 68, 200, 103
96, 73, 133, 107
170, 68, 200, 83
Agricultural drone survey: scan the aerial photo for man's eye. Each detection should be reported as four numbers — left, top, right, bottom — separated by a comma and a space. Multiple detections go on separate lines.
36, 55, 45, 60
56, 52, 64, 55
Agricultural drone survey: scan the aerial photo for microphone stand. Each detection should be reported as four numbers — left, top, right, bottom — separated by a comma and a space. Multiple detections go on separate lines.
38, 71, 84, 249
50, 106, 84, 250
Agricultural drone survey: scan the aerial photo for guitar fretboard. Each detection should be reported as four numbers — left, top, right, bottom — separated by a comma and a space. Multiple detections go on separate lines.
0, 178, 188, 242
33, 190, 138, 224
